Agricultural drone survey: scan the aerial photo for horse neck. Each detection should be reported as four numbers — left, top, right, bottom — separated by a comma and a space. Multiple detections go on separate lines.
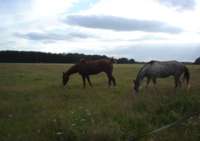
66, 65, 78, 76
136, 68, 146, 84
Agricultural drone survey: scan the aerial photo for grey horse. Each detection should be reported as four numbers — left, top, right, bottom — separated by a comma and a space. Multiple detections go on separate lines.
133, 60, 190, 94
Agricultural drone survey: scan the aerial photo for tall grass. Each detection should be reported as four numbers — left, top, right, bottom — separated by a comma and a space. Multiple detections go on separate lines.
0, 63, 199, 141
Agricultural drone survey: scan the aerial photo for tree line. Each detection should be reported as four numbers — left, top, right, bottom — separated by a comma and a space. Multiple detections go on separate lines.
0, 51, 136, 64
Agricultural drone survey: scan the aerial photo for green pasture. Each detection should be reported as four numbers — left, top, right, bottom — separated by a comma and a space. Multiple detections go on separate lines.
0, 63, 199, 141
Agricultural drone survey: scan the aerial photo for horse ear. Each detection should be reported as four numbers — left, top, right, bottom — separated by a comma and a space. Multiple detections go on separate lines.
110, 57, 114, 63
80, 58, 86, 63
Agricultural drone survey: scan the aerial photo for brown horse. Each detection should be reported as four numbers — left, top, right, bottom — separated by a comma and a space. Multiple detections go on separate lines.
62, 58, 116, 88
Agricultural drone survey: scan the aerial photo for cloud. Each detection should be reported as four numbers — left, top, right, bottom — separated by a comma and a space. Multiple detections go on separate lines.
0, 0, 31, 14
66, 15, 182, 33
101, 43, 200, 62
159, 0, 196, 10
14, 31, 96, 42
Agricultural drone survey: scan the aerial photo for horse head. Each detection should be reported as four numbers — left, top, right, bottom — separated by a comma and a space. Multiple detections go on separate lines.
110, 57, 117, 63
62, 72, 69, 86
133, 79, 140, 94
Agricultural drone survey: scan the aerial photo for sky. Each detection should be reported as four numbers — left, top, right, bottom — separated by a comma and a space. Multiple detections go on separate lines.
0, 0, 200, 62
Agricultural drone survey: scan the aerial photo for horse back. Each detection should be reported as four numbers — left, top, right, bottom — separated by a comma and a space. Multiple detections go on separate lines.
143, 61, 185, 77
79, 59, 113, 75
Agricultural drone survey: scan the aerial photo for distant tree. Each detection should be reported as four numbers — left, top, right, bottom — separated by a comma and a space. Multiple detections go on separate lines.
129, 59, 135, 64
0, 50, 137, 64
117, 58, 135, 64
194, 57, 200, 64
117, 58, 129, 64
0, 51, 110, 63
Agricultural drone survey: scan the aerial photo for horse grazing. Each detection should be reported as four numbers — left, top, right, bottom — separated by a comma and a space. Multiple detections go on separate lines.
133, 60, 190, 94
63, 58, 116, 88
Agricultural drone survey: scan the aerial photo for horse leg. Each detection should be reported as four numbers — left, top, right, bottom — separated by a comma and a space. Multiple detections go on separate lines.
146, 77, 151, 88
152, 78, 158, 93
178, 79, 182, 88
174, 75, 181, 88
106, 73, 112, 87
174, 78, 178, 88
111, 74, 116, 86
152, 78, 157, 85
181, 73, 185, 84
108, 72, 116, 86
174, 76, 181, 94
81, 75, 86, 88
86, 75, 93, 87
174, 78, 178, 94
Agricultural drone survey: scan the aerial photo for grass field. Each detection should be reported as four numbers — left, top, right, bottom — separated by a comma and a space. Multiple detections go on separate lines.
0, 63, 199, 141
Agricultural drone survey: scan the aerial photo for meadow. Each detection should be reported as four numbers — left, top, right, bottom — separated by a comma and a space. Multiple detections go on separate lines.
0, 63, 199, 141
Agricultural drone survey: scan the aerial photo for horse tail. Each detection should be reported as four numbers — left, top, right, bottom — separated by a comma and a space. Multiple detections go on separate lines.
183, 66, 190, 89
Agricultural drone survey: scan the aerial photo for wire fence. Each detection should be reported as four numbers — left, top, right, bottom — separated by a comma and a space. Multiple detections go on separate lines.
128, 111, 200, 141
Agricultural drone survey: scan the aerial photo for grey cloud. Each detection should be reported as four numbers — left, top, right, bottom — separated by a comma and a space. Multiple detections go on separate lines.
126, 36, 169, 42
66, 15, 182, 33
159, 0, 196, 10
99, 35, 169, 42
14, 31, 95, 42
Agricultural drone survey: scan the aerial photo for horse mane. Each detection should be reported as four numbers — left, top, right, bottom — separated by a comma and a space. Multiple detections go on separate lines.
136, 61, 154, 82
65, 64, 79, 75
135, 66, 145, 82
148, 60, 156, 65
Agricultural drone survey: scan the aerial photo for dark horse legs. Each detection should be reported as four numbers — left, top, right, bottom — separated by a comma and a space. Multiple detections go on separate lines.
81, 75, 86, 88
146, 77, 151, 88
81, 75, 93, 88
174, 76, 182, 88
146, 77, 157, 88
106, 72, 116, 87
81, 72, 116, 88
86, 75, 93, 87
